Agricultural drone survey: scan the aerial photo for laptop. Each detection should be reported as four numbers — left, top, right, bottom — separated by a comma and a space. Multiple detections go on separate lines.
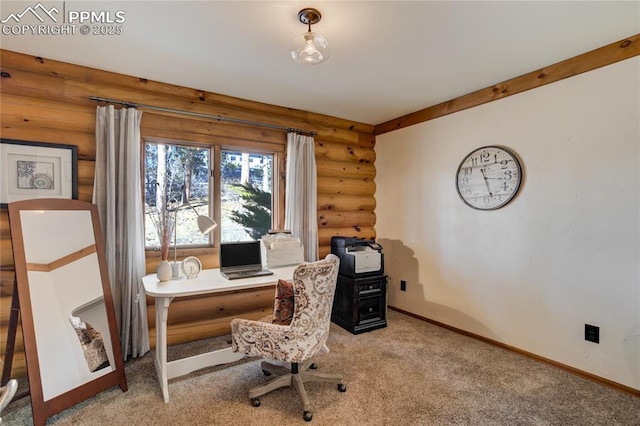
219, 241, 273, 280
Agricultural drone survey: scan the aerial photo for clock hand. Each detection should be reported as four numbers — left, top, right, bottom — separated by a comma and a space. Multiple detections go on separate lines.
480, 169, 493, 196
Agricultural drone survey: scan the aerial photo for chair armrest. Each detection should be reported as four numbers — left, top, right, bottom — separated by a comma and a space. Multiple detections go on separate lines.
231, 318, 310, 363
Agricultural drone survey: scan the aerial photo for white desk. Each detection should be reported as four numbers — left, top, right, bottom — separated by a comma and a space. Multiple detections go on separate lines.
142, 265, 296, 402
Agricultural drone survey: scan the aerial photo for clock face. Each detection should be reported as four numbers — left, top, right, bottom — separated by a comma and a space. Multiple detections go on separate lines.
182, 256, 202, 278
456, 145, 523, 210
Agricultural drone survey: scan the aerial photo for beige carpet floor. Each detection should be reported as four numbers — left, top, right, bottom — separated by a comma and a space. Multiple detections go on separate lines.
3, 310, 639, 425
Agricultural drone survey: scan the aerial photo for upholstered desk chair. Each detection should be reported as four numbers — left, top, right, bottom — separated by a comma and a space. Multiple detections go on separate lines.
231, 254, 346, 422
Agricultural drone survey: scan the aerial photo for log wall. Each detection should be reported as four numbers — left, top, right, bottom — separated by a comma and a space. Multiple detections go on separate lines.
0, 49, 377, 377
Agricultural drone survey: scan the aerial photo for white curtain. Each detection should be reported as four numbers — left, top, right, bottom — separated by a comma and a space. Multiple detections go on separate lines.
94, 105, 150, 360
284, 132, 318, 261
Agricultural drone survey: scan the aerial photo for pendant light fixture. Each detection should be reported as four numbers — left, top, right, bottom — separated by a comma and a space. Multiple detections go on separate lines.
291, 8, 330, 65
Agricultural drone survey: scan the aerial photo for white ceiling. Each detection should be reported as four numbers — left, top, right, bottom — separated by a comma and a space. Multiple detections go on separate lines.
1, 1, 638, 125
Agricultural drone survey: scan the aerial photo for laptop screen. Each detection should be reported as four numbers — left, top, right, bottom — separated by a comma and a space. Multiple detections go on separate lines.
220, 241, 262, 269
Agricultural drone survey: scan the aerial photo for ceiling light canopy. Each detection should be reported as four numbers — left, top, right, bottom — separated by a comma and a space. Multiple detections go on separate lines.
291, 8, 330, 65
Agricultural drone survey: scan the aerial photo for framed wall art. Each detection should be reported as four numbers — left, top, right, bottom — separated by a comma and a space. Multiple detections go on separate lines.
0, 139, 78, 208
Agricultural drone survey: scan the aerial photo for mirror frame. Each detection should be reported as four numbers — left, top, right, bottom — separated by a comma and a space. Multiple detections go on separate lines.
8, 198, 127, 425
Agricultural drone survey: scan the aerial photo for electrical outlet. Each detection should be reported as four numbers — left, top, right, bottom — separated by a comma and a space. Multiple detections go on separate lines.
400, 280, 406, 291
585, 324, 599, 343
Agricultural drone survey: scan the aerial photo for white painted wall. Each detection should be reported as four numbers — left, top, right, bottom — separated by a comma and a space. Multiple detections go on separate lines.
375, 57, 640, 390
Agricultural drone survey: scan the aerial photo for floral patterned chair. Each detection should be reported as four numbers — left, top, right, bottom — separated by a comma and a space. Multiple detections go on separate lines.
231, 254, 346, 422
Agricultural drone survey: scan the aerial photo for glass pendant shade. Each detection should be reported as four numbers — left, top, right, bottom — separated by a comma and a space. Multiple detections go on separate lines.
291, 31, 330, 65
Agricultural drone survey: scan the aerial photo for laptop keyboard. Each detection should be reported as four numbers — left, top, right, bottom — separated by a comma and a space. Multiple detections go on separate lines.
224, 269, 273, 280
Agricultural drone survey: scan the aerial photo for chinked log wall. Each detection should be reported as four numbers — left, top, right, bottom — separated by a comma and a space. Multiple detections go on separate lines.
0, 49, 377, 377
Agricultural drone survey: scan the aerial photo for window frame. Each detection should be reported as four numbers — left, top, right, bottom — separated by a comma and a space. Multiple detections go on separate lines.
143, 137, 281, 255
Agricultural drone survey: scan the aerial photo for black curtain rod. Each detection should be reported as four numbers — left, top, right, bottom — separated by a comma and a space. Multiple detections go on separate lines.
89, 96, 317, 136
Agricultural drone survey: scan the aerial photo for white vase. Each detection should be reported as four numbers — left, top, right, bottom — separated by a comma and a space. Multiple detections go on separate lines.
156, 260, 172, 282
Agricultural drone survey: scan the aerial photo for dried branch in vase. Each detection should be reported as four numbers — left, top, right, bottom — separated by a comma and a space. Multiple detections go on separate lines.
147, 199, 178, 261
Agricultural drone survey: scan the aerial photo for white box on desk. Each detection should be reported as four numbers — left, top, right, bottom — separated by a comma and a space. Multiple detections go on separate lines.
261, 234, 304, 268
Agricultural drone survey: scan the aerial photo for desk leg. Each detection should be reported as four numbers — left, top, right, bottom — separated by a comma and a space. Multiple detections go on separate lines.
154, 296, 172, 403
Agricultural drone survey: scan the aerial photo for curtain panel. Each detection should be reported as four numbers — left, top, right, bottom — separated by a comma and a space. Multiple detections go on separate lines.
284, 132, 318, 262
94, 105, 150, 360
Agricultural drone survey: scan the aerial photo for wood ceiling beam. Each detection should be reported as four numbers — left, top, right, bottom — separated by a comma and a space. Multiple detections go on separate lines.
374, 33, 640, 135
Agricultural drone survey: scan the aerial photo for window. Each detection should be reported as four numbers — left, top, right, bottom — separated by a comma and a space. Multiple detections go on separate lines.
220, 150, 273, 242
144, 141, 211, 249
144, 140, 276, 250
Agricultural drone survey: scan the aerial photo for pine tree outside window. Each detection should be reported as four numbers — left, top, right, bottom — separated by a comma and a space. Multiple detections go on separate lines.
220, 150, 273, 242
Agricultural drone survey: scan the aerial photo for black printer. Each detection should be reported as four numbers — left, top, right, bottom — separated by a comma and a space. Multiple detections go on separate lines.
330, 236, 387, 334
331, 236, 384, 278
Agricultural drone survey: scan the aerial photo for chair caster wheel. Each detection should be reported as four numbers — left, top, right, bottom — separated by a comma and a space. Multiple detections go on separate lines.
337, 383, 347, 392
262, 369, 271, 376
309, 363, 318, 370
303, 411, 313, 421
251, 398, 261, 407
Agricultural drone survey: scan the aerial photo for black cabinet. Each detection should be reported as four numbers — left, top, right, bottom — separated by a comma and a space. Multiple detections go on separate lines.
331, 274, 387, 334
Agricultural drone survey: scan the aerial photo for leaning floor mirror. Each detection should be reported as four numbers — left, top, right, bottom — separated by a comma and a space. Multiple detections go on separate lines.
8, 198, 127, 425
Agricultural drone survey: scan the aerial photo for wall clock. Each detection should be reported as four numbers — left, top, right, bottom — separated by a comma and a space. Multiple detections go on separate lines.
182, 256, 202, 279
456, 145, 523, 210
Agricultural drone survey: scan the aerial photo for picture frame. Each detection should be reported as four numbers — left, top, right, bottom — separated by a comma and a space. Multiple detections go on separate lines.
0, 139, 78, 208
